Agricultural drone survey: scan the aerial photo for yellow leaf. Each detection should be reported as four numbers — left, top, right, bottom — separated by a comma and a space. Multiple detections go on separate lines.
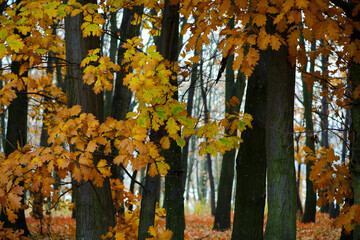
270, 35, 282, 50
159, 229, 173, 240
253, 14, 267, 27
6, 35, 24, 52
303, 146, 313, 154
86, 141, 97, 152
71, 8, 82, 17
148, 226, 157, 237
115, 232, 125, 240
160, 136, 171, 149
70, 105, 82, 116
166, 117, 180, 136
157, 161, 170, 175
114, 155, 125, 165
189, 55, 201, 63
148, 163, 158, 177
296, 0, 309, 9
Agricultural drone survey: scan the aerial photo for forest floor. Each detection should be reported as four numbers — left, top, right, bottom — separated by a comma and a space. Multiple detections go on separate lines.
26, 213, 341, 239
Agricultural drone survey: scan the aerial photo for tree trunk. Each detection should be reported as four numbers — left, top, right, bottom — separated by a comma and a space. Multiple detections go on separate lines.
0, 2, 30, 231
104, 11, 118, 118
232, 47, 268, 239
200, 56, 216, 216
138, 163, 161, 240
111, 6, 143, 121
301, 39, 317, 223
0, 50, 30, 237
214, 47, 246, 230
158, 2, 186, 238
110, 6, 143, 182
64, 1, 115, 238
264, 33, 296, 240
182, 55, 197, 201
349, 28, 360, 240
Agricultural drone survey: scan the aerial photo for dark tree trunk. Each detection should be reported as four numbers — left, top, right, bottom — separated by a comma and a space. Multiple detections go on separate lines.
111, 6, 143, 121
0, 51, 31, 238
158, 2, 186, 239
214, 44, 246, 230
182, 54, 197, 201
138, 164, 161, 240
264, 32, 296, 240
200, 58, 216, 216
110, 6, 143, 182
64, 1, 115, 238
104, 11, 118, 118
349, 31, 360, 240
295, 134, 303, 217
232, 47, 268, 240
0, 1, 30, 232
302, 39, 317, 223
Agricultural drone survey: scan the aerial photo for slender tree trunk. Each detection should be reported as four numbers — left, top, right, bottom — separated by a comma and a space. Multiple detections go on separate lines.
232, 47, 268, 239
110, 6, 143, 182
199, 58, 216, 216
138, 163, 161, 240
264, 30, 296, 240
214, 46, 246, 230
64, 1, 115, 238
111, 6, 143, 121
182, 55, 197, 201
0, 47, 31, 238
302, 39, 317, 223
104, 11, 118, 118
349, 28, 360, 240
158, 2, 186, 238
0, 1, 30, 232
295, 133, 303, 217
342, 107, 351, 165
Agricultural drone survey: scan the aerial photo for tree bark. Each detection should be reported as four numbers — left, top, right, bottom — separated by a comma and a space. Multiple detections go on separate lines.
110, 6, 143, 183
232, 47, 268, 239
64, 1, 115, 238
0, 1, 30, 232
138, 163, 161, 240
264, 33, 296, 240
214, 49, 246, 230
200, 57, 216, 216
301, 39, 317, 223
349, 29, 360, 240
159, 2, 186, 238
0, 49, 30, 238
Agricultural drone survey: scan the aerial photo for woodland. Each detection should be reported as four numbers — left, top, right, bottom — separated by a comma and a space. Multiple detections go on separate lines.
0, 0, 359, 239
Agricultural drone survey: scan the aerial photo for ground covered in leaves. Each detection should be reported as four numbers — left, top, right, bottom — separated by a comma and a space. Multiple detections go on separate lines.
27, 213, 341, 239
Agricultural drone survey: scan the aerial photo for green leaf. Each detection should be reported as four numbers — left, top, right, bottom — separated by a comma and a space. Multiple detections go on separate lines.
0, 29, 7, 41
35, 49, 47, 54
176, 137, 186, 147
172, 105, 184, 115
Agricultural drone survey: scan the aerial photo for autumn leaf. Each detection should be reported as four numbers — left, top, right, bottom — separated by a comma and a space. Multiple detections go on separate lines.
253, 14, 267, 27
6, 35, 25, 52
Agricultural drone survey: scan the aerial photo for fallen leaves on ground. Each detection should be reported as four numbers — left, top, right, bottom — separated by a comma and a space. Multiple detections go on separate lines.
26, 213, 341, 239
296, 213, 341, 240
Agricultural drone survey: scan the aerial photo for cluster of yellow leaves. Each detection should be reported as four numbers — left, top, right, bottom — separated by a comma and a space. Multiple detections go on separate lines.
103, 204, 172, 240
0, 0, 65, 64
81, 48, 120, 93
197, 113, 252, 156
309, 147, 352, 207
